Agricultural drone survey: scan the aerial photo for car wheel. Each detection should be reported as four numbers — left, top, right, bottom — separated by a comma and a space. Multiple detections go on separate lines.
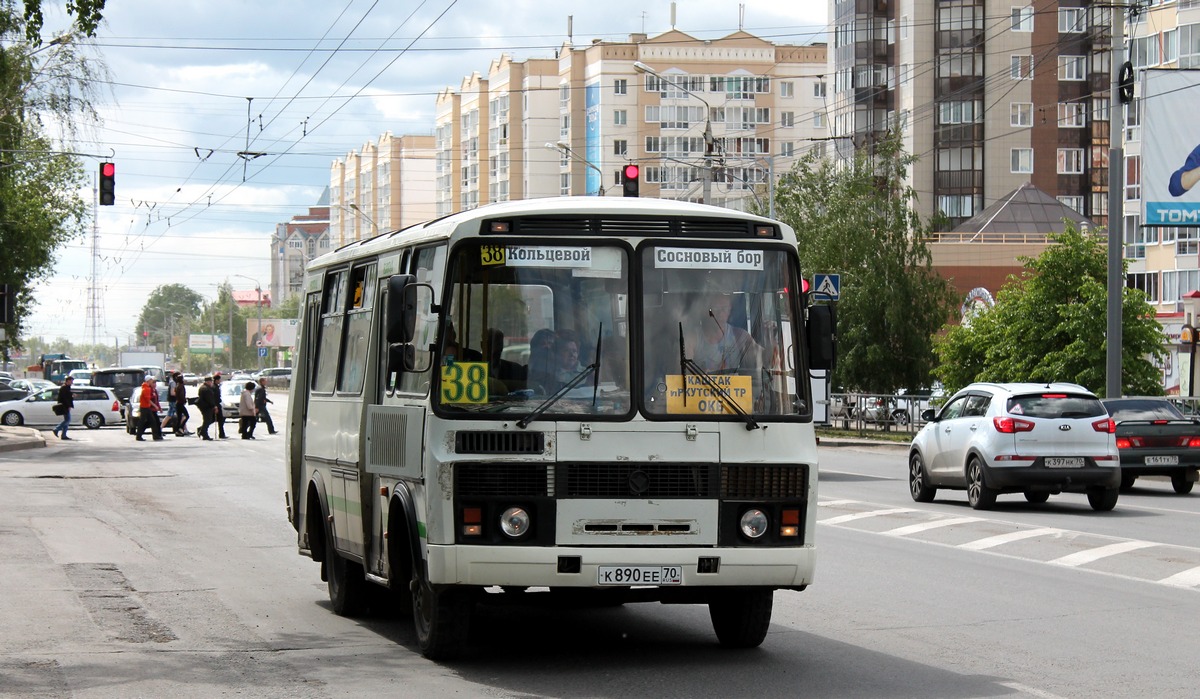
1024, 490, 1050, 504
412, 557, 471, 660
892, 409, 910, 426
83, 412, 104, 430
908, 452, 936, 503
1087, 487, 1119, 511
966, 457, 996, 510
2, 411, 23, 427
709, 588, 773, 649
1120, 474, 1136, 491
1171, 474, 1194, 495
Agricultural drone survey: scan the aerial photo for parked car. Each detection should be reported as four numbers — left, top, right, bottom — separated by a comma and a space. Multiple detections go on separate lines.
254, 366, 293, 387
0, 383, 31, 402
219, 380, 243, 413
907, 382, 1120, 511
1101, 397, 1200, 494
91, 367, 147, 405
125, 383, 171, 434
8, 378, 56, 394
182, 373, 200, 386
0, 386, 124, 429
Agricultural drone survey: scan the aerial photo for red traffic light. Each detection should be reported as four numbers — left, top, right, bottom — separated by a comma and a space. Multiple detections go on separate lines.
622, 164, 640, 197
802, 278, 810, 293
101, 162, 115, 177
99, 162, 116, 205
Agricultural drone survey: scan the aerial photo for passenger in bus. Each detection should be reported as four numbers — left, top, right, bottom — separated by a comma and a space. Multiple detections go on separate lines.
553, 329, 585, 389
442, 321, 482, 364
526, 328, 557, 393
688, 291, 762, 376
485, 328, 527, 389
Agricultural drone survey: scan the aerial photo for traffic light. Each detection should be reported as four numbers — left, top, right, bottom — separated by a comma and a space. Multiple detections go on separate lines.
99, 162, 115, 205
0, 284, 16, 325
622, 163, 640, 197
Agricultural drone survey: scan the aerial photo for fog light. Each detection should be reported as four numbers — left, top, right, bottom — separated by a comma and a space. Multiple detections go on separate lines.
780, 526, 798, 537
739, 509, 769, 539
500, 507, 530, 538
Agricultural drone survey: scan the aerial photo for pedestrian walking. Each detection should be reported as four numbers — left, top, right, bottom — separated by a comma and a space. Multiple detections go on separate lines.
164, 372, 178, 432
195, 375, 216, 441
172, 372, 191, 436
212, 373, 228, 438
135, 377, 164, 441
254, 377, 277, 435
52, 375, 74, 440
238, 381, 257, 439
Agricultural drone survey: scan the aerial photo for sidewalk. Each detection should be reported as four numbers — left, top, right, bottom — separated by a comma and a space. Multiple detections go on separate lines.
818, 435, 909, 450
0, 425, 47, 453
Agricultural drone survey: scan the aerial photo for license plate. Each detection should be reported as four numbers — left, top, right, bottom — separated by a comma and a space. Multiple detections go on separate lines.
597, 565, 683, 586
1045, 457, 1084, 468
1145, 455, 1180, 465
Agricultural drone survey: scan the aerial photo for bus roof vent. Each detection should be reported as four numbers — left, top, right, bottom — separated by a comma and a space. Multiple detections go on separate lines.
455, 430, 545, 455
596, 218, 672, 236
679, 219, 776, 239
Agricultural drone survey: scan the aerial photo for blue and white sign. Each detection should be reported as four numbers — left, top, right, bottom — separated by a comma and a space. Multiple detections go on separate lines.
584, 81, 602, 196
1144, 69, 1200, 227
259, 347, 269, 358
813, 273, 840, 300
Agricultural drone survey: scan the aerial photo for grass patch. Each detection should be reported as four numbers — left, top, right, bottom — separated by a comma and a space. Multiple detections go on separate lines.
816, 427, 913, 444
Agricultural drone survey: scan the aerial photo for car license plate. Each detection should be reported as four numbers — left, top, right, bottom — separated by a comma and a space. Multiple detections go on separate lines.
1045, 457, 1084, 468
1145, 455, 1180, 465
597, 566, 683, 586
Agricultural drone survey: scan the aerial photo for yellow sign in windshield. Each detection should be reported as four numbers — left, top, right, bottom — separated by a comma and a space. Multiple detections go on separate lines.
441, 362, 489, 404
664, 374, 752, 414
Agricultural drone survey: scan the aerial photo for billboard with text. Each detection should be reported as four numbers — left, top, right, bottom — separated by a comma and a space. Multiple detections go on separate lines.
1143, 69, 1200, 227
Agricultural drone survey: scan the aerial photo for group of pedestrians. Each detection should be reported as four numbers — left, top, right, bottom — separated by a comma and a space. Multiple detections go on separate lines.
134, 372, 278, 443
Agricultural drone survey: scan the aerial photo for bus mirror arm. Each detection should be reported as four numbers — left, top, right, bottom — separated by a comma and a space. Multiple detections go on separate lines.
387, 344, 416, 376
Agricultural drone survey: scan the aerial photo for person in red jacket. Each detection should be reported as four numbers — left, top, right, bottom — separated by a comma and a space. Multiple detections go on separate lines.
135, 377, 164, 441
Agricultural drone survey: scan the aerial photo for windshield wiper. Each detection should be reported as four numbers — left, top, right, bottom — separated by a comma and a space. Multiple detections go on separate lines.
516, 363, 596, 429
678, 322, 760, 431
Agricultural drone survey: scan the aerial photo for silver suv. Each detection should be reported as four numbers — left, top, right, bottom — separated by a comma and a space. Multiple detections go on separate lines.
907, 382, 1120, 511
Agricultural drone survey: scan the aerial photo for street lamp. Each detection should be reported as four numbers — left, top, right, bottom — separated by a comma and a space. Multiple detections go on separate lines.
547, 141, 605, 196
348, 203, 380, 238
633, 61, 715, 204
234, 274, 264, 373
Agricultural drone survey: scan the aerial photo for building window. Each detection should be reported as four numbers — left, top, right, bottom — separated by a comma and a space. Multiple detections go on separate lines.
560, 173, 571, 196
940, 100, 982, 124
1178, 228, 1200, 256
813, 80, 826, 98
560, 84, 570, 106
1163, 270, 1200, 303
1058, 101, 1087, 127
780, 142, 795, 157
1127, 271, 1158, 300
1126, 155, 1141, 200
614, 139, 627, 156
1011, 6, 1033, 32
1011, 55, 1034, 80
1011, 148, 1034, 174
781, 111, 795, 127
1011, 102, 1033, 127
1057, 195, 1084, 213
1059, 7, 1086, 33
813, 111, 825, 128
781, 81, 794, 98
614, 109, 627, 126
1058, 148, 1085, 174
1058, 55, 1087, 81
614, 78, 627, 95
937, 194, 979, 219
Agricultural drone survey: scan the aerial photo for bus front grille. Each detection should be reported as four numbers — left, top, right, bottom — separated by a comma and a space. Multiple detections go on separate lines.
455, 431, 545, 455
561, 463, 715, 498
721, 464, 808, 499
457, 463, 550, 497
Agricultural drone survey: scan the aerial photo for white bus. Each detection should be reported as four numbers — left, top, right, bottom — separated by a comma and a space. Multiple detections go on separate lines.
285, 197, 835, 659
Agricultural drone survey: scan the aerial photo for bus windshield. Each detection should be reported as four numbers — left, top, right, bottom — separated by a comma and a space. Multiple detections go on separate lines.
641, 245, 806, 418
437, 241, 632, 416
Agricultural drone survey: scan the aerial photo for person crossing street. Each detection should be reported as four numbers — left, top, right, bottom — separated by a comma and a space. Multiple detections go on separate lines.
254, 377, 277, 435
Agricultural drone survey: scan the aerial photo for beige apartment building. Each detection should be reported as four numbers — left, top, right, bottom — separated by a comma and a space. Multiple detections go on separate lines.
433, 30, 829, 216
329, 133, 435, 246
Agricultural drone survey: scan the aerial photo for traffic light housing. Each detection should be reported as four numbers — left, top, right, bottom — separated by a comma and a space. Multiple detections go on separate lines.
0, 284, 16, 325
99, 162, 115, 205
622, 164, 640, 197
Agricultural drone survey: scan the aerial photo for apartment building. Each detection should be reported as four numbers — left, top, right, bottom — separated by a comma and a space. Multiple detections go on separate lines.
269, 197, 330, 304
329, 133, 436, 246
434, 30, 829, 214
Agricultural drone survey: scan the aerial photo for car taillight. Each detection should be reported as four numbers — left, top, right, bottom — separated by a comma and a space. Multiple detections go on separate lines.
1092, 418, 1116, 433
1116, 436, 1132, 449
1186, 437, 1200, 448
993, 417, 1035, 433
112, 400, 119, 411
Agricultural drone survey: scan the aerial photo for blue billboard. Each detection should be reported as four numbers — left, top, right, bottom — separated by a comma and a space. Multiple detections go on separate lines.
585, 81, 601, 196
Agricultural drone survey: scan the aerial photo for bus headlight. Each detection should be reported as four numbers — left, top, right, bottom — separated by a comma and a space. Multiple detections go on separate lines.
739, 509, 769, 539
499, 507, 531, 538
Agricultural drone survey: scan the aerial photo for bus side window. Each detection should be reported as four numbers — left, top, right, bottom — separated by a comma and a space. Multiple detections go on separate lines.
398, 244, 444, 395
337, 264, 376, 395
312, 270, 347, 393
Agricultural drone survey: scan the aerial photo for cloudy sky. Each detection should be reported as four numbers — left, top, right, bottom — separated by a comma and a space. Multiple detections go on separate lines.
26, 0, 827, 347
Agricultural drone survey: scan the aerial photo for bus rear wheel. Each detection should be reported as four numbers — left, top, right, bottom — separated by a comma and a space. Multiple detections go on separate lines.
709, 588, 773, 648
325, 521, 368, 617
412, 561, 470, 660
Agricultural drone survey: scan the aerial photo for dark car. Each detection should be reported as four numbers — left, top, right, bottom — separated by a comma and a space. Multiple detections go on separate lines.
0, 384, 30, 402
91, 367, 147, 405
1102, 397, 1200, 494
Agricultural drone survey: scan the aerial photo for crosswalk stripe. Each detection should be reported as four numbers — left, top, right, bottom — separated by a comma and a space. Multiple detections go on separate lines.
1160, 566, 1200, 588
884, 516, 983, 537
1051, 540, 1157, 567
821, 508, 912, 526
958, 527, 1061, 551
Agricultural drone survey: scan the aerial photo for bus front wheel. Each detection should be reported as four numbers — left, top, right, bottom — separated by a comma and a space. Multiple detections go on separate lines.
411, 561, 470, 660
709, 588, 773, 648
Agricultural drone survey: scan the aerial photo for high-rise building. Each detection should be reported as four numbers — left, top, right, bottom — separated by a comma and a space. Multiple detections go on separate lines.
434, 30, 829, 214
330, 133, 435, 246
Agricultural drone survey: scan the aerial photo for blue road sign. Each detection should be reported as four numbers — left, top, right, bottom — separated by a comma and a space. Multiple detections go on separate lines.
813, 273, 841, 300
259, 347, 268, 358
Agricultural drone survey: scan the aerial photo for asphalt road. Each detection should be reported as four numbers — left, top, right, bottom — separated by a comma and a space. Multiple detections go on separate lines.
1, 419, 1197, 698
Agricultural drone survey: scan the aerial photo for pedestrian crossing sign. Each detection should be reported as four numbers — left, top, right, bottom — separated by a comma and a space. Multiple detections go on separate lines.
813, 273, 840, 300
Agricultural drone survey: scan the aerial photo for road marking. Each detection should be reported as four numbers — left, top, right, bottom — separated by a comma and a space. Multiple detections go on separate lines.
821, 508, 912, 526
1050, 540, 1157, 567
884, 516, 982, 537
1159, 566, 1200, 588
958, 527, 1061, 551
999, 682, 1072, 699
818, 499, 859, 507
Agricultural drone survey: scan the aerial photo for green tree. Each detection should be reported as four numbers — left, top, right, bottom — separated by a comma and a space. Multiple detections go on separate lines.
769, 133, 957, 394
0, 2, 109, 357
138, 284, 204, 357
935, 222, 1165, 397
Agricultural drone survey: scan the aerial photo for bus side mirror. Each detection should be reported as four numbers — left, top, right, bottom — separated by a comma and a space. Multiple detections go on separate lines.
385, 274, 418, 344
807, 304, 835, 371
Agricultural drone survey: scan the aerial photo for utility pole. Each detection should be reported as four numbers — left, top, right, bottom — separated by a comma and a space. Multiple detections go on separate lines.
1106, 5, 1126, 398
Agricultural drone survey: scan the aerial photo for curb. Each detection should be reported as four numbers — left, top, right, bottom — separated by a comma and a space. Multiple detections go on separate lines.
0, 426, 47, 453
818, 438, 909, 450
